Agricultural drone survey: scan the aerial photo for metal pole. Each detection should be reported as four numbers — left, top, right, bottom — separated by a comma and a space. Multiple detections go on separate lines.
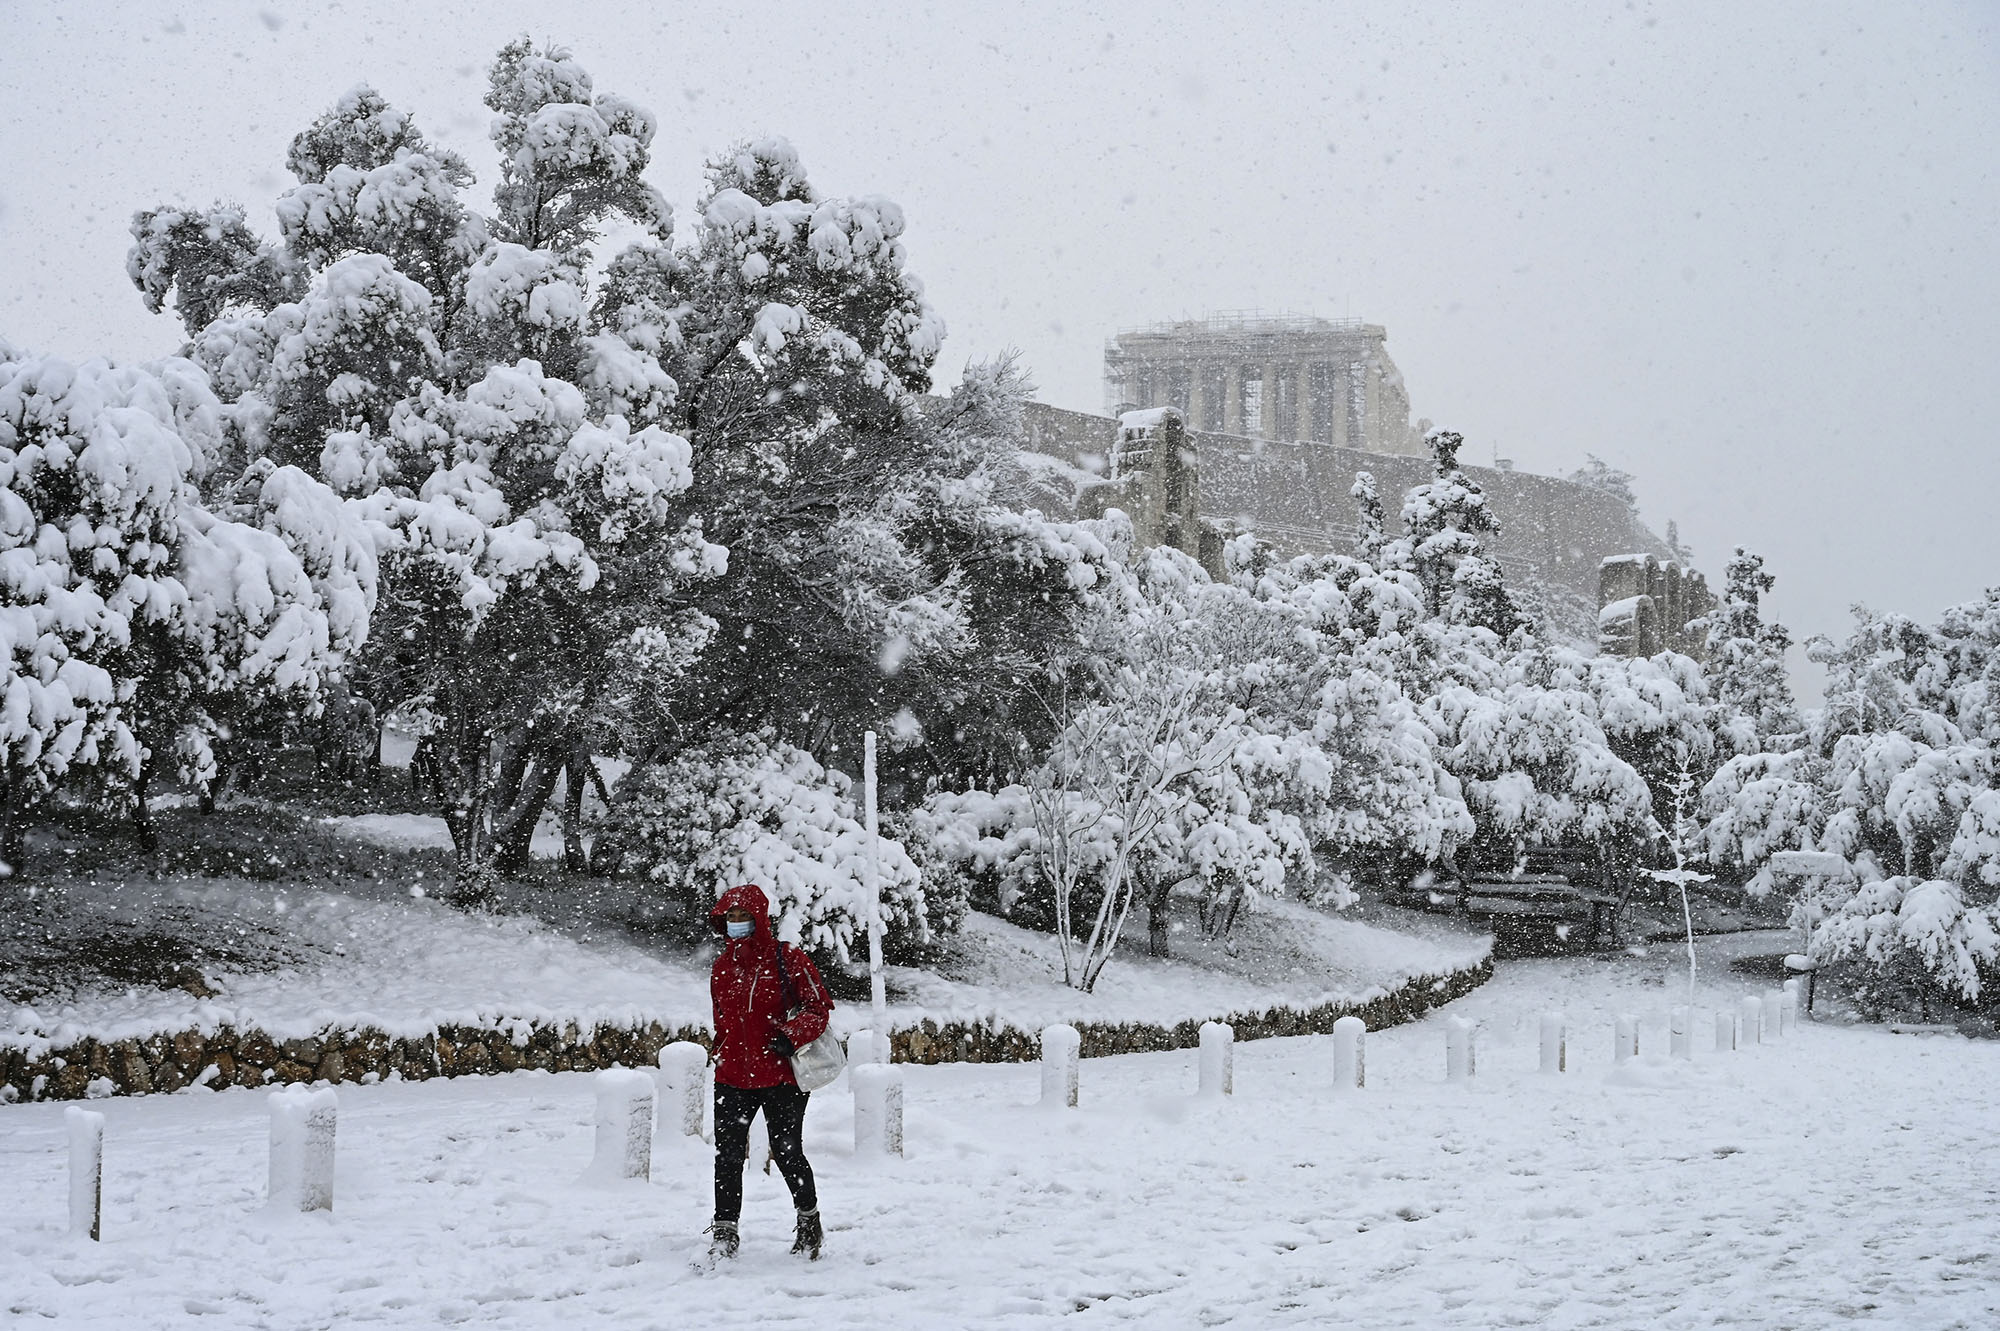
864, 730, 886, 1032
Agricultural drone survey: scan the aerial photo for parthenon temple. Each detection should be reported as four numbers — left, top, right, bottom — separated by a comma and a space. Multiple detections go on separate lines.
1103, 313, 1423, 457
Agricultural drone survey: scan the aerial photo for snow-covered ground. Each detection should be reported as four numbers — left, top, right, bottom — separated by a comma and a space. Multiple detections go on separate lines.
6, 931, 1994, 1329
320, 811, 570, 862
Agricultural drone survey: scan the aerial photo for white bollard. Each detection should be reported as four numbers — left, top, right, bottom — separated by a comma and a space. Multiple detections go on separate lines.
1197, 1021, 1234, 1097
1670, 1006, 1692, 1060
1332, 1015, 1366, 1090
1739, 995, 1764, 1047
657, 1042, 707, 1138
66, 1106, 104, 1241
1763, 990, 1785, 1041
1719, 1008, 1739, 1051
1446, 1017, 1476, 1081
1614, 1014, 1637, 1065
269, 1086, 338, 1212
591, 1068, 656, 1181
1040, 1024, 1080, 1108
847, 1028, 891, 1067
1539, 1011, 1566, 1074
1781, 978, 1802, 1034
851, 1063, 905, 1156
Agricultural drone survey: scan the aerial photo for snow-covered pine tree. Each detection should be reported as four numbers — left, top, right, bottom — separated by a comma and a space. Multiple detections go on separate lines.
1705, 547, 1801, 752
1351, 469, 1387, 566
1697, 597, 2000, 1007
1585, 648, 1716, 833
1398, 429, 1525, 637
1565, 453, 1637, 510
1421, 640, 1654, 875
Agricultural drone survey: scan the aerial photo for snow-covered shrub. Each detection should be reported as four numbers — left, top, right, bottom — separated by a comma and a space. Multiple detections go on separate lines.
1422, 645, 1654, 870
1585, 650, 1715, 811
595, 731, 925, 961
1, 349, 363, 858
1695, 597, 2000, 1008
1698, 749, 1826, 893
1812, 876, 1998, 1007
902, 785, 1041, 926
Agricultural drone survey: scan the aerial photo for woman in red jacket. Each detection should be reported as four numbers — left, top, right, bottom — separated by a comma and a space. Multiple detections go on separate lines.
706, 883, 834, 1261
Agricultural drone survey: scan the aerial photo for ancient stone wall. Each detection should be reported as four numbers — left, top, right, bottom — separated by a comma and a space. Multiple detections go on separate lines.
1597, 553, 1714, 658
1021, 400, 1676, 638
1076, 408, 1220, 575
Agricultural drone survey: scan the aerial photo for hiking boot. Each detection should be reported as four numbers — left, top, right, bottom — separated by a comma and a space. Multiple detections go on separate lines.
790, 1208, 822, 1260
707, 1220, 740, 1261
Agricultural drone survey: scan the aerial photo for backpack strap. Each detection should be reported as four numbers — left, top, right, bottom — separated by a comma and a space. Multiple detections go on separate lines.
771, 940, 801, 1015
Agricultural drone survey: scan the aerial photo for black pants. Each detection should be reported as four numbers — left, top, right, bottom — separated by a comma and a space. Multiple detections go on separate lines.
713, 1082, 817, 1223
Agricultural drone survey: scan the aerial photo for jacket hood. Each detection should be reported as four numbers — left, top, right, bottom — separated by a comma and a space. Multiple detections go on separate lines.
710, 883, 775, 943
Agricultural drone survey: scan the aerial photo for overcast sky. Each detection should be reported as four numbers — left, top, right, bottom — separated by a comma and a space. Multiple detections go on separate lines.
3, 1, 1995, 688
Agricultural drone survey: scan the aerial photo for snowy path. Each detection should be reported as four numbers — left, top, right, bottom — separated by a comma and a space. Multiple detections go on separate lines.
4, 935, 1995, 1329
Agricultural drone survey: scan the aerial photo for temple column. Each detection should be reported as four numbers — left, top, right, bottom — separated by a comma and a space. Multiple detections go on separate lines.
1261, 361, 1280, 439
1330, 364, 1351, 449
1223, 363, 1242, 435
1296, 361, 1315, 443
1363, 364, 1381, 452
1186, 362, 1206, 433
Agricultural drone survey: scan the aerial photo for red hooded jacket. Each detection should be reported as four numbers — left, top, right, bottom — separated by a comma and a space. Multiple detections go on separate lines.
708, 883, 834, 1089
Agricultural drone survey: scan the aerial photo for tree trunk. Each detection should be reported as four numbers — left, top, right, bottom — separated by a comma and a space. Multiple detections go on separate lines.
133, 764, 158, 852
487, 728, 533, 827
1, 783, 27, 875
1147, 872, 1194, 958
445, 726, 489, 870
1147, 884, 1173, 958
560, 749, 590, 873
492, 752, 563, 873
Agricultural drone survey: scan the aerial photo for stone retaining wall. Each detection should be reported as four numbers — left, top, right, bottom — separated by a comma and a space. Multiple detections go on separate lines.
0, 956, 1490, 1104
0, 1020, 708, 1105
892, 958, 1492, 1063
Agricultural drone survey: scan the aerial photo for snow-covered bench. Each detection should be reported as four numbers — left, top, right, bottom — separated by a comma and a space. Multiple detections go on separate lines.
1459, 861, 1632, 944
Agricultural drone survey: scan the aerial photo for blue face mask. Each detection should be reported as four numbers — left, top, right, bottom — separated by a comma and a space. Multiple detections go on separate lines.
726, 920, 754, 940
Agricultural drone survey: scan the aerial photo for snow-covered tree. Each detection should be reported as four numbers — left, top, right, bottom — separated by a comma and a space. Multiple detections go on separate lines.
1237, 544, 1471, 889
1566, 453, 1637, 510
1422, 642, 1655, 872
1397, 429, 1524, 636
1697, 747, 1826, 893
1584, 649, 1715, 829
1697, 595, 2000, 1006
1350, 469, 1387, 566
126, 42, 1004, 888
1, 348, 364, 861
1706, 547, 1800, 751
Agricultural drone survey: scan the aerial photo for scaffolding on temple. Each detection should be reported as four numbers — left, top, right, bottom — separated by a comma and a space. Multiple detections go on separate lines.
1102, 313, 1421, 456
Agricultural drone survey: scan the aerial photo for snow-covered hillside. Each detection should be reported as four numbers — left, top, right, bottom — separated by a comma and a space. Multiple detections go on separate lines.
1, 870, 1488, 1063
